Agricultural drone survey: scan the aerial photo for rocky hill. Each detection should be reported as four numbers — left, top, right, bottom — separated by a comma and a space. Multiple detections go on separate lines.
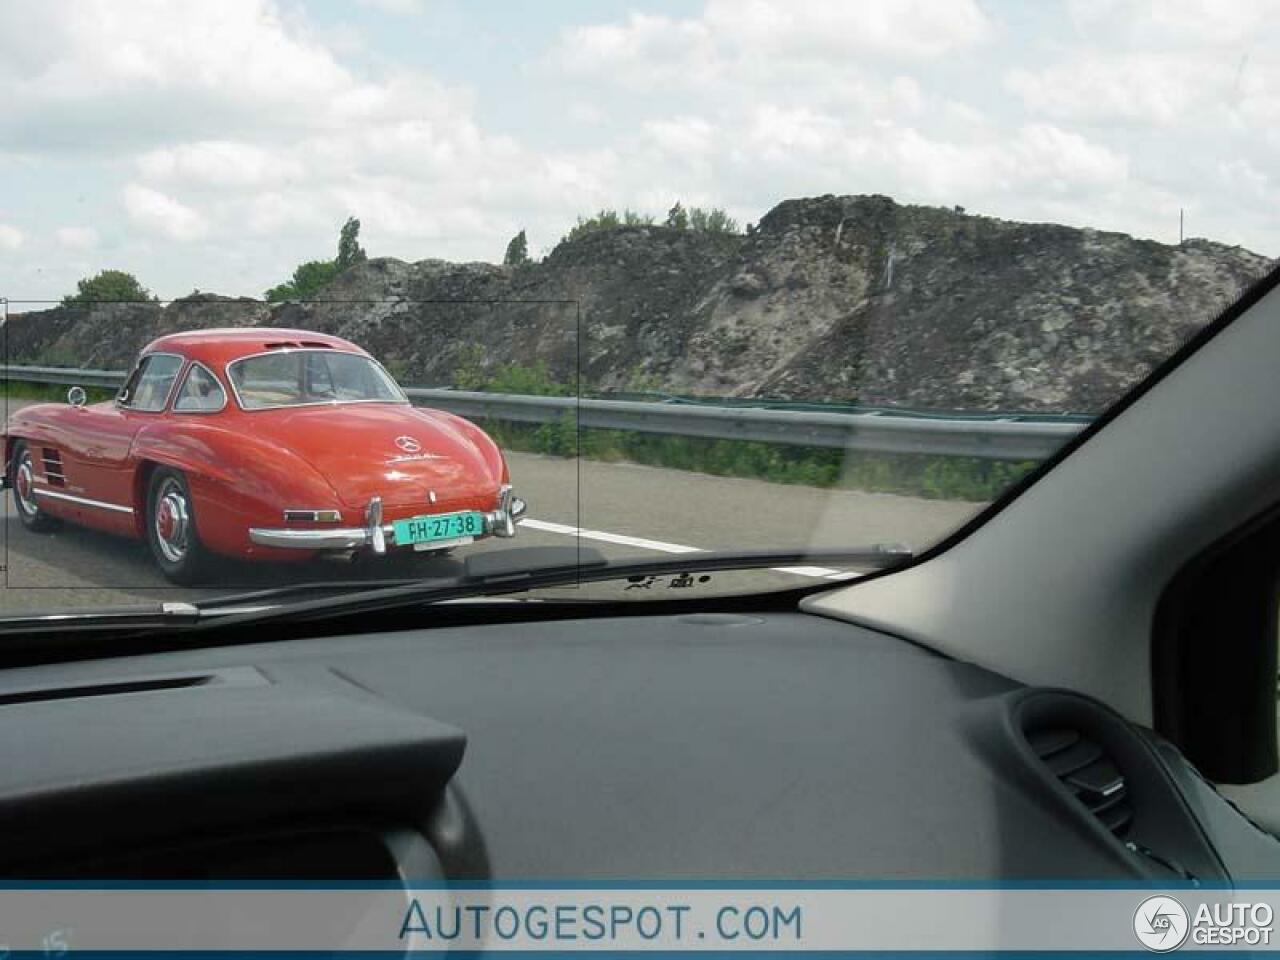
6, 195, 1271, 413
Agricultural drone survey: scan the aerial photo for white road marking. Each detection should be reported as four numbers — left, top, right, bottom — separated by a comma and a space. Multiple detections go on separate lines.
521, 518, 702, 554
521, 518, 857, 580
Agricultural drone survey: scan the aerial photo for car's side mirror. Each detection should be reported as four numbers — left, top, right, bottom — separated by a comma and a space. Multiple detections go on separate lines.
67, 386, 87, 408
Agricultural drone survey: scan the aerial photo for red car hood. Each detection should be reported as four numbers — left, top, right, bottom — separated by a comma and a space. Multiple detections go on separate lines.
240, 403, 499, 510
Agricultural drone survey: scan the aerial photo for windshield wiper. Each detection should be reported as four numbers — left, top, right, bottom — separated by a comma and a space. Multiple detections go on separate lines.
0, 543, 912, 636
195, 542, 911, 627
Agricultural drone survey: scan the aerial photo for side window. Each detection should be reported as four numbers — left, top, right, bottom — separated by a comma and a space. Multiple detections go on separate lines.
120, 355, 184, 412
173, 363, 227, 412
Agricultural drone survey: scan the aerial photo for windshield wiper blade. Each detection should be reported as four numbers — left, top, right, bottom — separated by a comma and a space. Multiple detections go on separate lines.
173, 542, 911, 632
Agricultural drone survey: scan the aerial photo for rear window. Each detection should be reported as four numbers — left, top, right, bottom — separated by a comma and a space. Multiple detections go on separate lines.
227, 350, 406, 410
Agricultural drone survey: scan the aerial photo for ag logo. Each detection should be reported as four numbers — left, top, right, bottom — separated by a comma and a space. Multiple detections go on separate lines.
1134, 896, 1189, 952
395, 436, 421, 453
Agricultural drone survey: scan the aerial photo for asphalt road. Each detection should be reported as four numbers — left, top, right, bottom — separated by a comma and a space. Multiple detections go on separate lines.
0, 451, 982, 615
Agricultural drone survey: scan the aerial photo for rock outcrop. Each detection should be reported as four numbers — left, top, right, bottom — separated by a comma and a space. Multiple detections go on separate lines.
6, 195, 1270, 413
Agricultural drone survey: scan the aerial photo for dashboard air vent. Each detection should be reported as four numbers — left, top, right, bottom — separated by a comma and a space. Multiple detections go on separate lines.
1028, 728, 1132, 838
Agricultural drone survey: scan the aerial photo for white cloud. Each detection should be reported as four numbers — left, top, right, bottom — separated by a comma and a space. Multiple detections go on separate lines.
702, 0, 989, 60
0, 0, 387, 151
137, 141, 304, 187
1066, 0, 1271, 47
553, 0, 989, 87
123, 184, 208, 240
555, 12, 720, 88
0, 223, 23, 250
357, 0, 425, 14
643, 117, 717, 157
56, 226, 98, 249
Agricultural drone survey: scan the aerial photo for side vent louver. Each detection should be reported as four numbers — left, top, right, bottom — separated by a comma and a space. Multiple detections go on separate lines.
41, 448, 66, 488
1028, 729, 1133, 838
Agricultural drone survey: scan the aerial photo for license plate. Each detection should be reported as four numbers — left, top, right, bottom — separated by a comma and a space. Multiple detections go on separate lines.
393, 510, 485, 546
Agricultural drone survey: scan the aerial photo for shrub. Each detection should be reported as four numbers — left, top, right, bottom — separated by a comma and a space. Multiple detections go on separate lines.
62, 270, 156, 306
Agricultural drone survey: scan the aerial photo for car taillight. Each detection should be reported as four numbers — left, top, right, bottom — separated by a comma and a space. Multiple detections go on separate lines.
283, 509, 342, 524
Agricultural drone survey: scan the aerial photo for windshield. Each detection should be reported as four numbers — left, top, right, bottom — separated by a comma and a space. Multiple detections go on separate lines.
0, 2, 1273, 616
227, 351, 406, 410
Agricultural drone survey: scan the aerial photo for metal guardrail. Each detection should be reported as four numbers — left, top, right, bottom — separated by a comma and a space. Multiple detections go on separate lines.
0, 364, 1087, 460
0, 364, 127, 389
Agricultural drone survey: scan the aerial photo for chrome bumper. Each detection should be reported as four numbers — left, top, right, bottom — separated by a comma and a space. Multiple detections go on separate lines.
249, 486, 527, 554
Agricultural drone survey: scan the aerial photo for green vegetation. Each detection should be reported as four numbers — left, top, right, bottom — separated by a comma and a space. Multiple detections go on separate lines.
62, 270, 156, 306
503, 229, 531, 267
3, 380, 116, 404
438, 359, 1034, 500
478, 416, 1036, 501
561, 209, 656, 244
688, 206, 739, 234
264, 259, 340, 303
558, 202, 740, 247
450, 345, 570, 396
265, 216, 366, 302
336, 216, 367, 272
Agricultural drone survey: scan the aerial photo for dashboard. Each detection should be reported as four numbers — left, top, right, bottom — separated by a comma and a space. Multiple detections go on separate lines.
2, 611, 1277, 883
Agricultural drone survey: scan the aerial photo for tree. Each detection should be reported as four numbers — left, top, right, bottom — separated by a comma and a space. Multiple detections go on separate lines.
62, 270, 156, 306
559, 209, 654, 245
665, 202, 689, 230
688, 206, 739, 235
264, 259, 341, 303
503, 229, 531, 267
265, 218, 366, 302
336, 216, 367, 271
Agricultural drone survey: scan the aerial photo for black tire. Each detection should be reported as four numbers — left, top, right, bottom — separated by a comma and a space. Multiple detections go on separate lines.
145, 467, 210, 585
9, 441, 60, 532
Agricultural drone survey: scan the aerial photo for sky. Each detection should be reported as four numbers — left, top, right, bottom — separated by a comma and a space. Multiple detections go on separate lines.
0, 0, 1276, 303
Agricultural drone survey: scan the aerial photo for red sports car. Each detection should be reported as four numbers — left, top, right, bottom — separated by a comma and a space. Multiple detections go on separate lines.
3, 329, 526, 583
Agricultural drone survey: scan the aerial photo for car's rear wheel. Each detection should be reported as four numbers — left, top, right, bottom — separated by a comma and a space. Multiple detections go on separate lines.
146, 468, 210, 584
10, 441, 59, 532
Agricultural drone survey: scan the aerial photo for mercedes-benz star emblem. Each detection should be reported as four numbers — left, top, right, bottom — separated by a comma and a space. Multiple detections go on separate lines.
395, 436, 422, 453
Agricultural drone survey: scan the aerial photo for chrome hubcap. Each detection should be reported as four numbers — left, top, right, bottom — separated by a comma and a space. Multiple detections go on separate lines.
14, 454, 38, 517
154, 480, 190, 563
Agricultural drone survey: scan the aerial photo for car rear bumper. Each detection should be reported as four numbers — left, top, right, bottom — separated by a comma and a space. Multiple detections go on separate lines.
248, 486, 527, 553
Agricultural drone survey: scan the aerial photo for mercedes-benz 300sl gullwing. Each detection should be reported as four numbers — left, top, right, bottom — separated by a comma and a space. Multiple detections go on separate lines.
3, 329, 526, 583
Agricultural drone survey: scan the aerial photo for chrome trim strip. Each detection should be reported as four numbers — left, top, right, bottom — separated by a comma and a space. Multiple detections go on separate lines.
224, 348, 409, 412
250, 527, 375, 550
170, 360, 229, 414
33, 487, 134, 514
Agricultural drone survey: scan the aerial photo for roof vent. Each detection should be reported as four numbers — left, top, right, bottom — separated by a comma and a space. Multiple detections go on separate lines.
1028, 728, 1132, 838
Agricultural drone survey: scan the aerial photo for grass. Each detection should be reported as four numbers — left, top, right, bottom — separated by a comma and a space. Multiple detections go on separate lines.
3, 380, 116, 404
481, 414, 1038, 502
